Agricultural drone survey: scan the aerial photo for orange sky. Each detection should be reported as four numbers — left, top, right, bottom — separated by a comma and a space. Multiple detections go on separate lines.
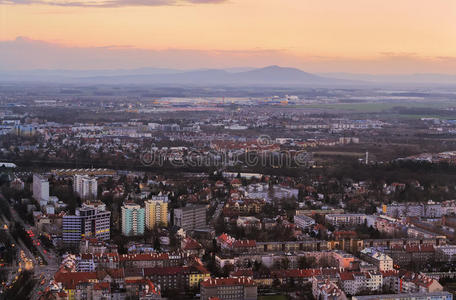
1, 0, 456, 72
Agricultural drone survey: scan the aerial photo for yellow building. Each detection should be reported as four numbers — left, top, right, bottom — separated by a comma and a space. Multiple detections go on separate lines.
145, 196, 168, 229
65, 289, 75, 300
189, 265, 211, 288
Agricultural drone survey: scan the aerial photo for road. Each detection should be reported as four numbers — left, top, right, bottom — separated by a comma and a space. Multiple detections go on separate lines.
9, 207, 59, 300
0, 193, 60, 300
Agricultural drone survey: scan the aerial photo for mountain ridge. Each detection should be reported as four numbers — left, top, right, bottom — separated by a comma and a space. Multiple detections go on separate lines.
2, 66, 456, 86
0, 65, 353, 86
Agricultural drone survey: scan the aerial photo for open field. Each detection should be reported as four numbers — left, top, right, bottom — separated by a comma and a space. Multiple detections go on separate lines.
280, 101, 456, 119
296, 101, 455, 112
314, 151, 365, 157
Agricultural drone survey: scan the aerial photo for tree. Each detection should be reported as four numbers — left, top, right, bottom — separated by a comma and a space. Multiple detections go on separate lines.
222, 264, 234, 276
298, 256, 316, 269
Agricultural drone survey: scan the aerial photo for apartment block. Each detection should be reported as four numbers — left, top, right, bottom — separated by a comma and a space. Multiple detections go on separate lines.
360, 248, 394, 271
145, 196, 168, 229
294, 215, 316, 230
200, 277, 257, 300
121, 203, 145, 236
174, 204, 207, 231
73, 175, 98, 200
63, 201, 111, 246
33, 174, 49, 202
325, 214, 367, 227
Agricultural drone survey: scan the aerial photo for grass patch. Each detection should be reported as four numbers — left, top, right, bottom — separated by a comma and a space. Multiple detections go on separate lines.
285, 101, 455, 114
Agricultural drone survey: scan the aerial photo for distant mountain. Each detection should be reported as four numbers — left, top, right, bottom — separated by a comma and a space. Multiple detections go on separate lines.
233, 65, 322, 84
0, 65, 359, 86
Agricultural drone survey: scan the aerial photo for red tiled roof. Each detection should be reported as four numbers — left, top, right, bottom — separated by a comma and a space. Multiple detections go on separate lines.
192, 264, 210, 274
231, 269, 254, 277
404, 244, 435, 253
182, 238, 202, 250
106, 268, 125, 279
272, 269, 322, 278
339, 272, 355, 281
54, 270, 98, 289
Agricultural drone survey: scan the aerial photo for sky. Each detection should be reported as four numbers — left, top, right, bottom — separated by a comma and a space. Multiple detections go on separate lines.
1, 0, 456, 73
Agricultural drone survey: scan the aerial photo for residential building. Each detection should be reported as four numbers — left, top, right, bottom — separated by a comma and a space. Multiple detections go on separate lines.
121, 203, 145, 236
33, 174, 49, 202
325, 214, 367, 227
339, 271, 382, 296
294, 215, 316, 230
360, 248, 394, 271
63, 201, 111, 246
236, 216, 262, 230
174, 204, 206, 231
145, 196, 168, 229
312, 278, 347, 300
381, 201, 443, 218
13, 124, 36, 136
384, 245, 435, 267
119, 253, 184, 269
296, 208, 345, 217
73, 175, 98, 200
181, 237, 205, 258
331, 251, 357, 269
143, 264, 210, 291
375, 215, 406, 236
200, 277, 257, 300
381, 271, 443, 294
435, 245, 456, 262
51, 268, 162, 300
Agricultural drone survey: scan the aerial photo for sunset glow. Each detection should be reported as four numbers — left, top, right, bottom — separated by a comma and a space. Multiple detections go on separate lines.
1, 0, 456, 72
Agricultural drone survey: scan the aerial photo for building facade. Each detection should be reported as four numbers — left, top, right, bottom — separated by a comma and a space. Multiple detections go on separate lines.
294, 215, 316, 230
73, 175, 98, 200
33, 174, 49, 202
63, 202, 111, 246
145, 196, 168, 229
174, 205, 207, 231
200, 277, 257, 300
360, 248, 394, 271
121, 203, 145, 236
325, 214, 367, 227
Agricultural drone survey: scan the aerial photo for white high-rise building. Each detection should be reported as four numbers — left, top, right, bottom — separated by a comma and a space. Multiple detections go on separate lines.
73, 175, 98, 200
174, 204, 207, 231
33, 174, 49, 202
